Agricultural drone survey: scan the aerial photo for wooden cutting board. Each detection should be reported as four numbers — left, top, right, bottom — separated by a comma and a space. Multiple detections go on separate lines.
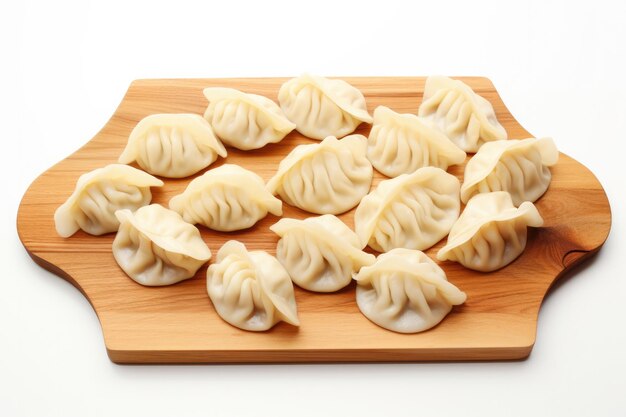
17, 77, 611, 363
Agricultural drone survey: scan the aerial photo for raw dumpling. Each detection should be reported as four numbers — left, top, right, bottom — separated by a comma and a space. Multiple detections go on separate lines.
418, 76, 507, 152
354, 248, 466, 333
169, 164, 282, 232
54, 164, 164, 237
278, 74, 373, 140
461, 137, 559, 206
437, 191, 544, 272
206, 240, 300, 331
118, 113, 227, 178
270, 215, 375, 292
367, 106, 466, 177
354, 167, 460, 252
266, 135, 373, 214
113, 204, 211, 286
203, 87, 295, 150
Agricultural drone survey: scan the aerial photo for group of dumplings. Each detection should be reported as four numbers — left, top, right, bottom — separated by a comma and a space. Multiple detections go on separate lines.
54, 74, 559, 334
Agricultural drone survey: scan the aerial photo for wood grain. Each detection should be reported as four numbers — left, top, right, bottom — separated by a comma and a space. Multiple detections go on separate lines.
16, 77, 611, 363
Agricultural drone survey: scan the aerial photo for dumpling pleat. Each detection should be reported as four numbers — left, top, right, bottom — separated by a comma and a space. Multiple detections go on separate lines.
436, 90, 456, 119
405, 279, 433, 318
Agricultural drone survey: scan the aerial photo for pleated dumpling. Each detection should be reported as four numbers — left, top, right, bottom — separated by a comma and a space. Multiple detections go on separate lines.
203, 87, 295, 150
278, 74, 373, 140
266, 135, 373, 214
354, 167, 460, 252
418, 76, 507, 153
118, 113, 227, 178
206, 240, 300, 331
270, 215, 376, 292
437, 192, 544, 272
367, 106, 466, 177
54, 164, 163, 237
113, 204, 212, 286
169, 164, 282, 232
355, 248, 466, 333
461, 137, 559, 206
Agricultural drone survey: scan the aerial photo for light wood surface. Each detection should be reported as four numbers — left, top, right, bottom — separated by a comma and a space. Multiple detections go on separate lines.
16, 77, 611, 363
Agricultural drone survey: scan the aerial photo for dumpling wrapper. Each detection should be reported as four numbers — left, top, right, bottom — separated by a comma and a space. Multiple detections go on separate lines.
54, 164, 163, 237
278, 74, 372, 140
367, 105, 466, 177
206, 240, 299, 331
266, 135, 373, 215
461, 137, 559, 206
270, 215, 375, 292
203, 87, 295, 150
355, 248, 466, 333
169, 164, 282, 232
118, 113, 226, 178
437, 191, 544, 272
354, 166, 460, 252
418, 76, 507, 153
113, 204, 211, 286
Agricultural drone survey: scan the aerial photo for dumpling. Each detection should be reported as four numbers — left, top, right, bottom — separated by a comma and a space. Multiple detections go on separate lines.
437, 191, 544, 272
354, 167, 460, 252
367, 105, 466, 177
270, 215, 375, 292
169, 164, 282, 232
418, 76, 507, 152
278, 74, 373, 140
203, 87, 295, 150
118, 113, 226, 178
113, 204, 212, 286
354, 248, 466, 333
461, 137, 559, 206
54, 164, 163, 237
266, 135, 373, 214
206, 240, 300, 331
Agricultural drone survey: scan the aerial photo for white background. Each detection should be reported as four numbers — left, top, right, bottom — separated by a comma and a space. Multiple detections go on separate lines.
2, 0, 625, 415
